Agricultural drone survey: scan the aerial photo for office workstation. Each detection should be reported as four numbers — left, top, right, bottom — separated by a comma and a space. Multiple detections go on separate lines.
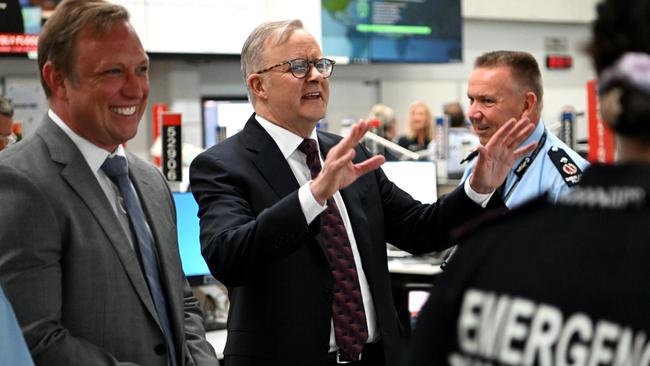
1, 1, 615, 365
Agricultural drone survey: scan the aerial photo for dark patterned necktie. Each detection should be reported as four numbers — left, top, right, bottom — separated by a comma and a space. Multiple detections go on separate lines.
101, 156, 178, 366
298, 139, 368, 361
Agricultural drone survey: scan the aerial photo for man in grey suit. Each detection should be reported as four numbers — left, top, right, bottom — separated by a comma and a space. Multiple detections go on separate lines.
0, 1, 219, 365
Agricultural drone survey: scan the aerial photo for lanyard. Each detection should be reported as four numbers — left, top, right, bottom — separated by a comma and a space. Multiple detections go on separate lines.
502, 129, 548, 202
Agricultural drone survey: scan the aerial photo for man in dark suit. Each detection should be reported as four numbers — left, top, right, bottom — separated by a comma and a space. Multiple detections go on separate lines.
190, 19, 536, 366
0, 1, 218, 365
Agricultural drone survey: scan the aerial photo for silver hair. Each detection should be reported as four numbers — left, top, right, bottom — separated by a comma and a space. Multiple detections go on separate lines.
240, 19, 304, 104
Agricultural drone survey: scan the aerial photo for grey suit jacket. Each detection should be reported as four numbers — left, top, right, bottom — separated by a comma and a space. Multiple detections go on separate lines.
0, 116, 218, 366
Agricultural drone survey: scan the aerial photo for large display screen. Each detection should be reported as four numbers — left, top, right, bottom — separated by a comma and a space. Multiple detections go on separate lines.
322, 0, 462, 64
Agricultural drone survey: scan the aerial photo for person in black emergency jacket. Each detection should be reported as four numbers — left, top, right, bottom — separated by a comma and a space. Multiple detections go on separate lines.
403, 0, 650, 365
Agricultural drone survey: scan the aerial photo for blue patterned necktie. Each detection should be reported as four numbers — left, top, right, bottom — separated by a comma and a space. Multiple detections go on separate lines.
101, 156, 178, 366
298, 139, 368, 361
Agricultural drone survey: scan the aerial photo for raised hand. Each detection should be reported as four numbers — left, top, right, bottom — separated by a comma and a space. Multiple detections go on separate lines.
469, 117, 538, 194
310, 121, 385, 204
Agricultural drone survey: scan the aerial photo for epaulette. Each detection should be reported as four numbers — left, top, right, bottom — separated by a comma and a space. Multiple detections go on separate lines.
451, 193, 549, 243
547, 146, 583, 187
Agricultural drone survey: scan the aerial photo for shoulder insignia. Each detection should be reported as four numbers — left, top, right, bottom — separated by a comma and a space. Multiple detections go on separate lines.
548, 146, 583, 187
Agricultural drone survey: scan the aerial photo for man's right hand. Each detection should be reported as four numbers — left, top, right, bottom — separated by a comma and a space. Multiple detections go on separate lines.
469, 117, 537, 194
310, 121, 385, 205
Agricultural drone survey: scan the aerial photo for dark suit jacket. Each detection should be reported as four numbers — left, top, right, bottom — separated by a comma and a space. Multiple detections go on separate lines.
0, 117, 218, 366
190, 114, 491, 366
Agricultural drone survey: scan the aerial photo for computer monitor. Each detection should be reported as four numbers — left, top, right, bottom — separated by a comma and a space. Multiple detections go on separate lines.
381, 161, 438, 203
322, 0, 462, 64
172, 191, 214, 285
201, 96, 254, 149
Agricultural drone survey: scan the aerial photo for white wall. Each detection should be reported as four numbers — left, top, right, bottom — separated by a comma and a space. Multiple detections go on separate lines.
463, 0, 599, 23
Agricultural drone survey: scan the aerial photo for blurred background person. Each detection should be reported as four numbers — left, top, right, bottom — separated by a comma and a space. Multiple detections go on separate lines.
0, 96, 17, 151
398, 100, 434, 156
403, 0, 650, 364
368, 103, 399, 161
444, 102, 480, 178
444, 101, 468, 128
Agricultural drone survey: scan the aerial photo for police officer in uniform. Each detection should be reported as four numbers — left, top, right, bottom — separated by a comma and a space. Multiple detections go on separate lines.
461, 51, 589, 207
403, 0, 650, 364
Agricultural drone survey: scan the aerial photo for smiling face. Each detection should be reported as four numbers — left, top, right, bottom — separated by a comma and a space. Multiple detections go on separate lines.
55, 21, 149, 152
249, 29, 329, 138
467, 66, 529, 146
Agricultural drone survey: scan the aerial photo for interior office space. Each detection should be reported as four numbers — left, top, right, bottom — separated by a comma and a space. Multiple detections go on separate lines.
1, 0, 598, 158
0, 0, 602, 359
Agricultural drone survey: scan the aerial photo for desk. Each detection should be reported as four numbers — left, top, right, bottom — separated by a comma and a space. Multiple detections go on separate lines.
388, 256, 443, 337
205, 329, 227, 359
203, 257, 443, 358
388, 259, 442, 276
436, 177, 461, 197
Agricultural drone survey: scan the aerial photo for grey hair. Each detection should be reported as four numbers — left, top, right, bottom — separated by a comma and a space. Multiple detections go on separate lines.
240, 19, 304, 104
369, 104, 396, 127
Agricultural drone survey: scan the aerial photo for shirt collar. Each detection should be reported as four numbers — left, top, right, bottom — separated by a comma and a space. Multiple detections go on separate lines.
255, 114, 319, 159
522, 119, 545, 147
48, 109, 126, 173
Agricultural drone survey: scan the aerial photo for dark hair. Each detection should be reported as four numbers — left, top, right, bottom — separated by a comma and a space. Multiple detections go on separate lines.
444, 102, 465, 128
474, 51, 543, 111
590, 0, 650, 138
37, 0, 130, 98
589, 0, 650, 74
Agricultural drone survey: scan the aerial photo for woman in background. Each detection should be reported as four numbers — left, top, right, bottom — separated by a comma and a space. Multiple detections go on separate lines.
398, 100, 434, 154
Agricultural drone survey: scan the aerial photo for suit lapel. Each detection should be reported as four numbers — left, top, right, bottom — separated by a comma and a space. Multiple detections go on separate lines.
241, 114, 300, 200
38, 119, 160, 327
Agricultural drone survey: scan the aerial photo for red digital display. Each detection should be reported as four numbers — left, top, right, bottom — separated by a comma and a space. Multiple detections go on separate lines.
546, 55, 573, 69
0, 33, 38, 54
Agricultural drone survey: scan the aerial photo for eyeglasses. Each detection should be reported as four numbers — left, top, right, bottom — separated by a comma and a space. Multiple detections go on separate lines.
255, 58, 336, 79
0, 133, 17, 146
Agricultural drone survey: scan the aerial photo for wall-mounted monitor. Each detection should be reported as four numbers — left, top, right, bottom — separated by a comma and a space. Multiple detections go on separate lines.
201, 96, 253, 149
322, 0, 462, 64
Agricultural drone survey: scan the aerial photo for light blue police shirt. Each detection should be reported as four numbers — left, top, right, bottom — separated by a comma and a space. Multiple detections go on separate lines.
461, 121, 589, 208
0, 286, 34, 365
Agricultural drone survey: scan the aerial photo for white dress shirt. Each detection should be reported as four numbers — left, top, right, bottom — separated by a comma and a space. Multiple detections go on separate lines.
48, 109, 136, 248
255, 115, 379, 351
